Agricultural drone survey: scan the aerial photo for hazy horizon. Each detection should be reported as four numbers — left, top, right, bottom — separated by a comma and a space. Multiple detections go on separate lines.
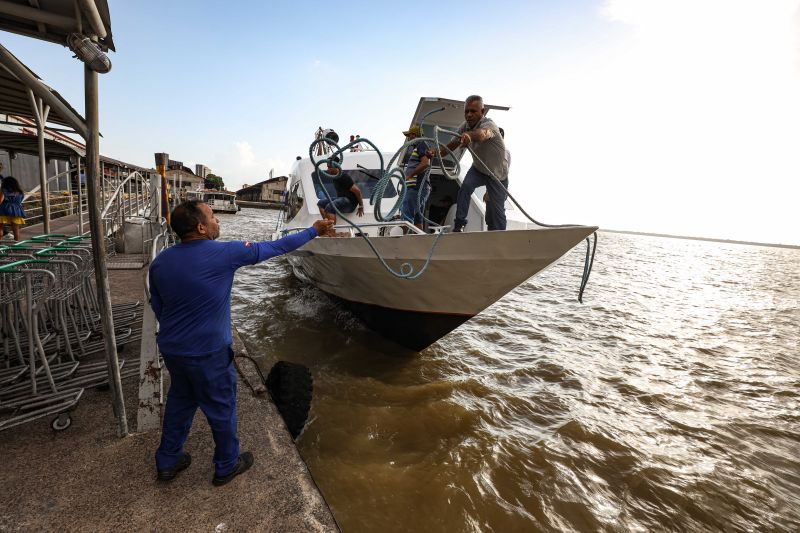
2, 0, 798, 245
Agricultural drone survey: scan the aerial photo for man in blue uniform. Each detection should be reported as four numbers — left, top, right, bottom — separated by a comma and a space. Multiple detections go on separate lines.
149, 200, 332, 485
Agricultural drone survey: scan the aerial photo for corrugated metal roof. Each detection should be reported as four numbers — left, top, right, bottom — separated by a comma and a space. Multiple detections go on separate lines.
0, 48, 87, 130
0, 0, 114, 51
0, 129, 79, 158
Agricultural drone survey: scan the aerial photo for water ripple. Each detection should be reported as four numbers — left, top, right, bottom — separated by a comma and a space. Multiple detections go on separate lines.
222, 210, 800, 532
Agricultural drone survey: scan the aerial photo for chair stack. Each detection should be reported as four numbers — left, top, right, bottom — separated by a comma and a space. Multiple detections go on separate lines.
0, 233, 143, 432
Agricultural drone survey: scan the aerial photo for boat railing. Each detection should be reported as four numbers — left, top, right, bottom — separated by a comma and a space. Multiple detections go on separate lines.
282, 220, 432, 237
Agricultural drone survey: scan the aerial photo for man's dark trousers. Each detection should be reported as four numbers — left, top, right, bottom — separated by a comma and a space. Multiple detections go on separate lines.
155, 346, 239, 476
454, 166, 508, 231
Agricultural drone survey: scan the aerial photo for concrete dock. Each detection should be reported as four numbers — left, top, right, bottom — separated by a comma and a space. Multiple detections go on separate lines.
1, 218, 338, 532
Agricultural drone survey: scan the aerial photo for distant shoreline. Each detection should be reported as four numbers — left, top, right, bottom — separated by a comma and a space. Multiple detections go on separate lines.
598, 229, 800, 250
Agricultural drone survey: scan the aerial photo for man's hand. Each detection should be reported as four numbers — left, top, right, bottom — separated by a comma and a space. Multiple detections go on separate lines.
427, 146, 449, 159
313, 219, 334, 235
460, 133, 472, 146
357, 205, 364, 217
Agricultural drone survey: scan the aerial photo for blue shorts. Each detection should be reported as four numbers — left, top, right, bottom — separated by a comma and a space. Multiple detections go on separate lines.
317, 197, 356, 214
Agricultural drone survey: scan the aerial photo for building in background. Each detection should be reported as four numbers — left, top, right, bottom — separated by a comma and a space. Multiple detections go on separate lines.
235, 175, 288, 204
195, 164, 211, 179
165, 166, 204, 200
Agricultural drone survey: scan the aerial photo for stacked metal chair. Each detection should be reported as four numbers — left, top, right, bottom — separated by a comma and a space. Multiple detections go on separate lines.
0, 233, 143, 432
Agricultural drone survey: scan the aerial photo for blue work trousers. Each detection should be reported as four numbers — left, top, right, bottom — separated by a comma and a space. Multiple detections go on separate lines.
455, 166, 508, 231
155, 346, 239, 476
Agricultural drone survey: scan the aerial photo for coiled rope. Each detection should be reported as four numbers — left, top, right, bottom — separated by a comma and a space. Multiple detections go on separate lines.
292, 111, 597, 301
307, 135, 453, 280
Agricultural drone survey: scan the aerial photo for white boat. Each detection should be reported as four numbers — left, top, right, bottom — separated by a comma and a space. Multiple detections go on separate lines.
274, 97, 597, 351
188, 189, 239, 214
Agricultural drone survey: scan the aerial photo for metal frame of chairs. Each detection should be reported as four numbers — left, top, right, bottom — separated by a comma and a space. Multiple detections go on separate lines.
0, 233, 143, 432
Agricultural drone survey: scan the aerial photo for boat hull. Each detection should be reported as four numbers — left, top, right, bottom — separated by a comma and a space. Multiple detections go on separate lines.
286, 226, 596, 350
328, 295, 471, 351
210, 206, 238, 214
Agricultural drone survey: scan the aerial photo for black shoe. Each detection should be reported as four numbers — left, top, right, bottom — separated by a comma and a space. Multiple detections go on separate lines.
452, 224, 465, 233
212, 452, 254, 486
156, 452, 192, 482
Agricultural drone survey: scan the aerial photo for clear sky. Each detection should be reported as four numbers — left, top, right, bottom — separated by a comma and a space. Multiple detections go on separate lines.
3, 0, 799, 245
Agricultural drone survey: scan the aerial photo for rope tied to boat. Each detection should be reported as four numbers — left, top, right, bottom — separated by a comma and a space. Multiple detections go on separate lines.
427, 119, 599, 303
295, 109, 598, 300
308, 135, 450, 280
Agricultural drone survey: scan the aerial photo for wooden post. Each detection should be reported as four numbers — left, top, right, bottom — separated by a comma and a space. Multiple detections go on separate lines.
155, 153, 169, 226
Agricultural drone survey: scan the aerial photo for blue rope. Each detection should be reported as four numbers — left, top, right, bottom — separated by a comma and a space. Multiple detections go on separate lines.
305, 136, 454, 280
295, 115, 597, 297
432, 124, 599, 302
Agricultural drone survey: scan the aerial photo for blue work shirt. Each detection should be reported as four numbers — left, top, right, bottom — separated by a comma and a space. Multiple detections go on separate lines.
149, 228, 317, 357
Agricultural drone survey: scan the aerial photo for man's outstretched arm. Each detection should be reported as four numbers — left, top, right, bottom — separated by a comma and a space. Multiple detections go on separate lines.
230, 219, 334, 267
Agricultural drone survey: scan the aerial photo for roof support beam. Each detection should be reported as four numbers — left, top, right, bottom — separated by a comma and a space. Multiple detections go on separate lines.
27, 88, 51, 232
0, 0, 75, 30
77, 0, 105, 38
0, 44, 88, 138
26, 0, 47, 35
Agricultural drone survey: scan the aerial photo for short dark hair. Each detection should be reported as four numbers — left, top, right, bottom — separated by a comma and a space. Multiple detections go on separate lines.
465, 95, 483, 107
498, 127, 505, 138
326, 153, 342, 168
170, 200, 207, 238
1, 176, 24, 194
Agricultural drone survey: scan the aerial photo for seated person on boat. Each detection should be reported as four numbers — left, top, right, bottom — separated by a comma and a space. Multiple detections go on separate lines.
315, 156, 364, 232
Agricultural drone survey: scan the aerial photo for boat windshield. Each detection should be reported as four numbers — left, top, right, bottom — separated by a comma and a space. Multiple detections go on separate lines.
311, 168, 397, 200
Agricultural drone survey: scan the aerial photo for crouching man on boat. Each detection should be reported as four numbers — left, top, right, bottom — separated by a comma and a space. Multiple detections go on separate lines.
315, 156, 364, 235
149, 200, 332, 485
429, 94, 509, 232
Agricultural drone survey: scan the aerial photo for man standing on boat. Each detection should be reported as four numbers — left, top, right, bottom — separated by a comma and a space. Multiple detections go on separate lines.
431, 95, 509, 231
400, 124, 430, 230
315, 156, 364, 234
483, 127, 511, 229
149, 200, 332, 485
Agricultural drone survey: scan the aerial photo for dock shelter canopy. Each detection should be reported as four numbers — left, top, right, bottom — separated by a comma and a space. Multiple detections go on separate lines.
0, 0, 131, 438
0, 0, 114, 51
0, 45, 87, 133
0, 129, 80, 159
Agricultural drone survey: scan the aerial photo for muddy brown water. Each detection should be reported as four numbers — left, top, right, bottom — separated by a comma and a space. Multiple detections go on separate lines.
221, 208, 800, 532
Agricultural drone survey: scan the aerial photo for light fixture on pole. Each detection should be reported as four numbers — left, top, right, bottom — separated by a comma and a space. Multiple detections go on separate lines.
67, 33, 112, 73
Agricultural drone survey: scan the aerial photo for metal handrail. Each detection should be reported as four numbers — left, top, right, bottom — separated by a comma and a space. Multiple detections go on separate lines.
22, 166, 75, 201
281, 220, 427, 236
100, 171, 147, 218
144, 220, 170, 301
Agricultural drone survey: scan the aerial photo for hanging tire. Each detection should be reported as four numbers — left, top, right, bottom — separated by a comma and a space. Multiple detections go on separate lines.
51, 414, 72, 432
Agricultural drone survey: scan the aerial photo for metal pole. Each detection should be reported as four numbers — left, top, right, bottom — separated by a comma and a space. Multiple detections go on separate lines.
85, 65, 128, 437
78, 158, 84, 234
68, 159, 74, 217
100, 161, 105, 208
33, 96, 51, 233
